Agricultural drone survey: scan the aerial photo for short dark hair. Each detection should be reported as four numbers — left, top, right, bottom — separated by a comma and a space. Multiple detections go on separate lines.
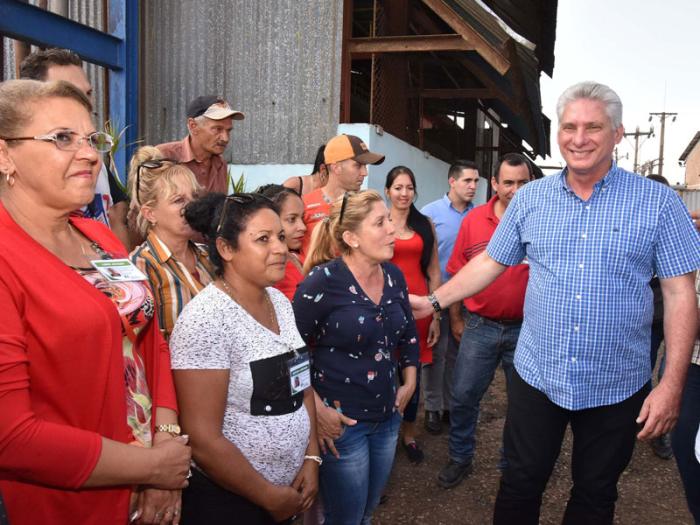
448, 160, 479, 180
493, 153, 532, 182
646, 174, 669, 186
19, 48, 82, 81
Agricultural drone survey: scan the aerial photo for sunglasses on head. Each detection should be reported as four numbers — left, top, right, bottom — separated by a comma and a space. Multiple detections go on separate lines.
135, 158, 180, 205
339, 191, 357, 225
216, 193, 274, 236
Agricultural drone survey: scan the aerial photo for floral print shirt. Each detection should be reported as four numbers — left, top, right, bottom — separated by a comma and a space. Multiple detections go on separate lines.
293, 258, 419, 422
76, 267, 155, 447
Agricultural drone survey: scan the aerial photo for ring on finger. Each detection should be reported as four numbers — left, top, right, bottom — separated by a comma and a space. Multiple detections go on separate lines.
187, 468, 193, 479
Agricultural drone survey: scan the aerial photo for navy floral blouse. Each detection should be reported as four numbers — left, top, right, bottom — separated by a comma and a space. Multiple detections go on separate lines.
293, 258, 420, 422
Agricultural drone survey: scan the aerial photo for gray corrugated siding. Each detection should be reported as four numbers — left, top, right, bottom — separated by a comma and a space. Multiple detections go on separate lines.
2, 1, 107, 130
141, 0, 343, 165
67, 0, 107, 130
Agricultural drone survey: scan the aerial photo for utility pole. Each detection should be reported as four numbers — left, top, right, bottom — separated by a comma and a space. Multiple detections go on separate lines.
623, 126, 653, 173
648, 112, 677, 178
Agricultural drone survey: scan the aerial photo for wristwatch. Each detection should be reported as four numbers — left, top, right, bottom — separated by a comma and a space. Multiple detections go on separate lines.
155, 424, 182, 436
427, 292, 442, 313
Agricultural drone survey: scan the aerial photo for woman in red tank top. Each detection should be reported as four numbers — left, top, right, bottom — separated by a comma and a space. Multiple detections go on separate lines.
386, 166, 441, 463
257, 184, 307, 301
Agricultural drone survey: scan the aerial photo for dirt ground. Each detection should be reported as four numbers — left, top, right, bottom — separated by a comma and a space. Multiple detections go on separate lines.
374, 371, 693, 525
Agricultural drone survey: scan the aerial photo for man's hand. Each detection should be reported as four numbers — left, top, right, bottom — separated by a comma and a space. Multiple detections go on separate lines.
409, 294, 434, 321
636, 381, 682, 440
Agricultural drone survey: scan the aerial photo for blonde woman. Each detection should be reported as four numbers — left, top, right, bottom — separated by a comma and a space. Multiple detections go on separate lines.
128, 146, 216, 341
294, 190, 419, 524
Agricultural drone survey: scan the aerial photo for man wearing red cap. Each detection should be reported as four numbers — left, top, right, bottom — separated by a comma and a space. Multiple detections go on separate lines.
157, 95, 245, 194
300, 134, 384, 256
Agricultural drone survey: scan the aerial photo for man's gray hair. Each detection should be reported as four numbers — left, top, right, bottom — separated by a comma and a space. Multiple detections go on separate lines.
193, 114, 208, 127
556, 81, 623, 129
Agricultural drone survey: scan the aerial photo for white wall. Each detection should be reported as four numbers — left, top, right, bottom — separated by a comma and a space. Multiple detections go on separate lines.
226, 164, 312, 192
228, 123, 487, 208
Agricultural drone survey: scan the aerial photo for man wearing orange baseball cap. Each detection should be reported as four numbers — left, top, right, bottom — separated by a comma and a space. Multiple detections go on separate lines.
300, 134, 385, 256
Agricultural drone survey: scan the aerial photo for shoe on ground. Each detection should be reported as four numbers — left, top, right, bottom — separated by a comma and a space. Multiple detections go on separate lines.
402, 440, 425, 464
442, 410, 450, 425
424, 410, 442, 435
438, 459, 473, 489
651, 433, 673, 460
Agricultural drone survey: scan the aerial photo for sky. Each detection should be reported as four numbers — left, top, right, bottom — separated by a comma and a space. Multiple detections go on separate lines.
539, 0, 700, 185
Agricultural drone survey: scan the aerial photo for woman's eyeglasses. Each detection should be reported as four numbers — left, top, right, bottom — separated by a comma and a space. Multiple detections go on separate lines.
0, 130, 113, 153
135, 158, 180, 205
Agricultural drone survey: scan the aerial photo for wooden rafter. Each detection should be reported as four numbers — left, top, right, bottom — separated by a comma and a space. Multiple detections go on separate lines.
347, 34, 475, 54
409, 88, 495, 99
421, 0, 510, 75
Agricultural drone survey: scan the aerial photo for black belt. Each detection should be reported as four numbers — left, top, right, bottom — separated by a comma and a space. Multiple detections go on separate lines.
478, 314, 522, 326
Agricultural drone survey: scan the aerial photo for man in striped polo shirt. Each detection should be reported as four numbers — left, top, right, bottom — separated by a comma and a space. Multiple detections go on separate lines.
412, 81, 700, 523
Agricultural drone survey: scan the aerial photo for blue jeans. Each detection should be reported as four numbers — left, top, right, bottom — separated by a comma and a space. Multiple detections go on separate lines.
320, 412, 401, 525
448, 311, 519, 464
672, 363, 700, 524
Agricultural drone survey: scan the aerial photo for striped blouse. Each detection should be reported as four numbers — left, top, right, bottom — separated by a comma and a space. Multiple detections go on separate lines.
130, 232, 216, 340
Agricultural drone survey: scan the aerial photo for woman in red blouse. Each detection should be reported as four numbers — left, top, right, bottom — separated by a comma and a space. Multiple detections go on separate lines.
385, 166, 441, 463
257, 184, 307, 301
0, 79, 190, 525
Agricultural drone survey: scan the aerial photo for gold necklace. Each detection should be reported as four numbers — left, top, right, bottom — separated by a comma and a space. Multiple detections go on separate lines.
68, 223, 88, 258
219, 278, 277, 330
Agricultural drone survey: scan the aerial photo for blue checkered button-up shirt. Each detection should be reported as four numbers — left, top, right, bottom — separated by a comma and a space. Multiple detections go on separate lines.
487, 165, 700, 410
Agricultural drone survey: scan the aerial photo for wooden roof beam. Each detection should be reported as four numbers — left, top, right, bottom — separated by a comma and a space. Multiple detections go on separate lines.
409, 88, 496, 99
347, 34, 475, 54
421, 0, 511, 75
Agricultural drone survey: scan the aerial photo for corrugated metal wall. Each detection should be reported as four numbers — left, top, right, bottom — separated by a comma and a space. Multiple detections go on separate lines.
1, 0, 107, 130
678, 189, 700, 212
141, 0, 343, 165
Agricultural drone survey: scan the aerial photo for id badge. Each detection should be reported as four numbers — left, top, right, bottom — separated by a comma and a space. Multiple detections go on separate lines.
91, 259, 148, 282
287, 352, 311, 395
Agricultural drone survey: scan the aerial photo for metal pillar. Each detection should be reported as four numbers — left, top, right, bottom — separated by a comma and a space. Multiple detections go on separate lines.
0, 0, 139, 183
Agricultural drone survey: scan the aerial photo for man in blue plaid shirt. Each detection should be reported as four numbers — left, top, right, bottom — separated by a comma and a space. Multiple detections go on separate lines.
413, 81, 700, 524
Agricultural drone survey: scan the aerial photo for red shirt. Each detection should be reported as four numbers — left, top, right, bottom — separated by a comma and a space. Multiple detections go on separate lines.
446, 196, 528, 320
0, 204, 176, 525
274, 256, 304, 301
301, 188, 332, 257
157, 136, 228, 194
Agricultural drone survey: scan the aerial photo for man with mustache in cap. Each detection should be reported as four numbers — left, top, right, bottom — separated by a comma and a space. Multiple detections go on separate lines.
157, 95, 244, 194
